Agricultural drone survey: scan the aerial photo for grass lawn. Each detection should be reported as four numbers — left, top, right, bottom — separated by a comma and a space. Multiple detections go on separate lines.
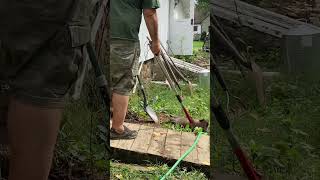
111, 162, 208, 180
128, 83, 210, 131
211, 75, 320, 179
114, 78, 210, 178
128, 73, 320, 179
51, 55, 319, 179
173, 41, 208, 64
193, 41, 204, 52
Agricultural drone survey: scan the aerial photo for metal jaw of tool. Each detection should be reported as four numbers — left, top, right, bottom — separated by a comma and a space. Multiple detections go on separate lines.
136, 75, 159, 123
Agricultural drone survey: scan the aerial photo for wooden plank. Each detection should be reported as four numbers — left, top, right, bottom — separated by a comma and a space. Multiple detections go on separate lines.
220, 70, 280, 77
180, 132, 197, 163
171, 58, 205, 71
171, 57, 208, 74
111, 122, 210, 167
147, 127, 168, 156
151, 81, 198, 87
172, 61, 204, 71
130, 125, 154, 153
116, 123, 141, 150
163, 130, 182, 160
212, 0, 301, 26
196, 135, 210, 166
211, 7, 287, 37
211, 0, 320, 37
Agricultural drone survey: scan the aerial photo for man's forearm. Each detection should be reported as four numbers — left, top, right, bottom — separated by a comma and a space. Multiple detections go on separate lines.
143, 9, 159, 42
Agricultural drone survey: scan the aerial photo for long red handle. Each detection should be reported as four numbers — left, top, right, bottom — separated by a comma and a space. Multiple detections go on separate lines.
176, 95, 195, 124
211, 96, 262, 180
234, 148, 261, 180
182, 107, 195, 124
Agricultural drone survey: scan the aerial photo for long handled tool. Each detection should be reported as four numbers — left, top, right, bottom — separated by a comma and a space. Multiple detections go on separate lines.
86, 42, 111, 155
136, 75, 159, 123
147, 37, 182, 91
211, 97, 262, 180
132, 62, 144, 93
148, 37, 194, 94
86, 42, 110, 106
211, 54, 262, 180
161, 52, 182, 91
148, 38, 196, 124
210, 14, 265, 106
159, 41, 193, 91
154, 54, 195, 124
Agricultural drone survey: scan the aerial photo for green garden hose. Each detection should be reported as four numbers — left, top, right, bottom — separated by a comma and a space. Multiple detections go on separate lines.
160, 132, 203, 180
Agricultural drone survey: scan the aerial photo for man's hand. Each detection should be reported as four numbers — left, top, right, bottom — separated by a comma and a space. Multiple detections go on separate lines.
151, 40, 161, 56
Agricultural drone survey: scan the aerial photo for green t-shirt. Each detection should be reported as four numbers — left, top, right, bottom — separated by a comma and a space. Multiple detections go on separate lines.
110, 0, 160, 42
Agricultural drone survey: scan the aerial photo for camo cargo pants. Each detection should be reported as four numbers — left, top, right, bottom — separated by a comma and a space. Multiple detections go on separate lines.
110, 39, 141, 96
0, 0, 92, 145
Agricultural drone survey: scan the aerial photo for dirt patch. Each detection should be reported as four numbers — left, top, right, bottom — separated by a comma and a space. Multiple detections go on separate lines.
193, 58, 210, 69
124, 111, 171, 128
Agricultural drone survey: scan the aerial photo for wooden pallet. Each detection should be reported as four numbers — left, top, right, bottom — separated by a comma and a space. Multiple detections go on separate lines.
170, 57, 209, 74
211, 0, 320, 37
111, 122, 210, 167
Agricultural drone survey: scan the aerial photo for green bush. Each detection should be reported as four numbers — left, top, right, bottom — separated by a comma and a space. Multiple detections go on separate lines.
200, 31, 207, 41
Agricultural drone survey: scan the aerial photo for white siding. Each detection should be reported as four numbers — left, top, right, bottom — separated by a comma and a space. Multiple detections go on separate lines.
201, 16, 210, 33
169, 0, 194, 55
193, 24, 202, 34
138, 0, 169, 62
138, 0, 194, 62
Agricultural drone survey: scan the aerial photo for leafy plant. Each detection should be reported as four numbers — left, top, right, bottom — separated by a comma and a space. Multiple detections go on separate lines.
111, 162, 208, 180
200, 31, 207, 41
244, 117, 318, 177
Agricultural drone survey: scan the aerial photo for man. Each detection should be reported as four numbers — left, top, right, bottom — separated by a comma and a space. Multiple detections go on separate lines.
0, 1, 91, 179
110, 0, 161, 139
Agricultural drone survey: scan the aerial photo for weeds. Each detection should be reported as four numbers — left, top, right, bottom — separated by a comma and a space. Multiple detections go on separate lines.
212, 75, 320, 179
51, 92, 109, 178
110, 162, 207, 180
173, 41, 209, 64
129, 83, 210, 132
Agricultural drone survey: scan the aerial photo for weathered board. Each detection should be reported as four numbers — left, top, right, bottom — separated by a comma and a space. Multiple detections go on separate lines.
211, 0, 320, 37
147, 127, 168, 156
111, 122, 210, 166
181, 132, 197, 163
170, 57, 209, 74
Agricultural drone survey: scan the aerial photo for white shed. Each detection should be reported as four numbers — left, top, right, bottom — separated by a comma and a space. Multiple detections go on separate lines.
193, 24, 202, 35
138, 0, 195, 62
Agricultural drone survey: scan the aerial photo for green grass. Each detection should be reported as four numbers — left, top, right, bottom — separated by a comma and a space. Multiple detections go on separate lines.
211, 75, 320, 179
51, 81, 210, 178
173, 41, 208, 63
52, 97, 109, 179
129, 83, 210, 130
111, 162, 207, 180
193, 41, 204, 51
53, 59, 320, 179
